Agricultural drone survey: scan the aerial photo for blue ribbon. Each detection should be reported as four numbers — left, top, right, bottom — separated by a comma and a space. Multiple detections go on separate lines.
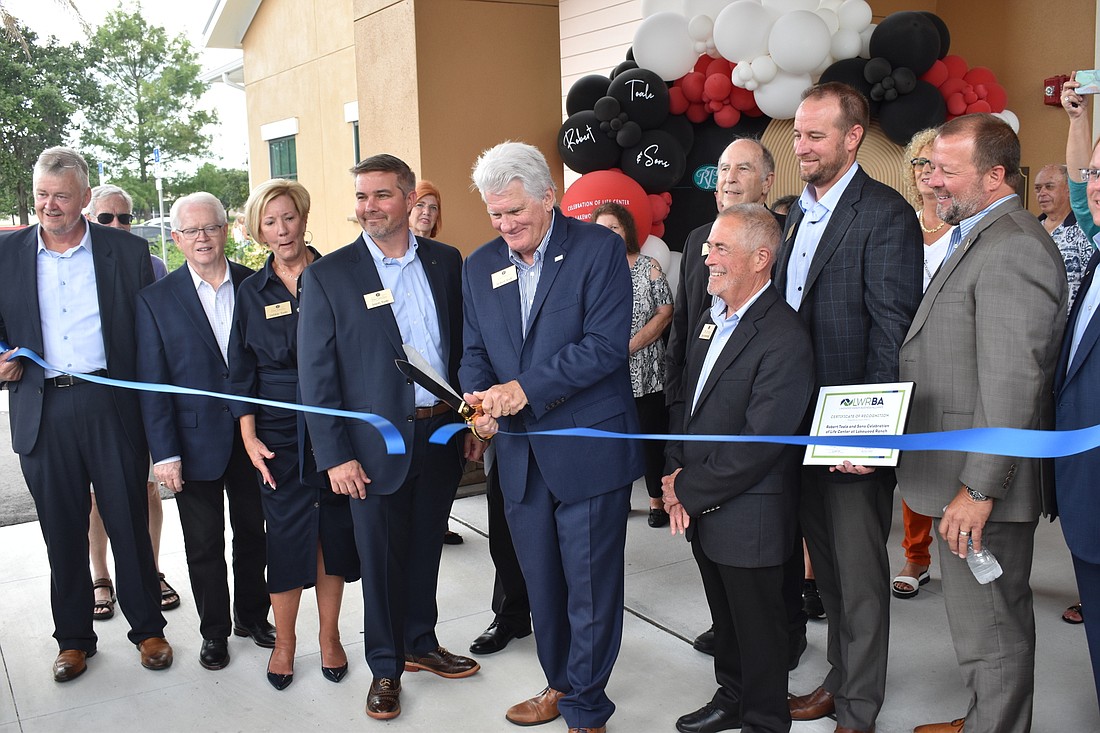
0, 343, 406, 455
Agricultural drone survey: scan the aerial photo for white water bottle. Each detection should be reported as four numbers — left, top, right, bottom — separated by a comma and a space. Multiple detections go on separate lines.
966, 538, 1003, 584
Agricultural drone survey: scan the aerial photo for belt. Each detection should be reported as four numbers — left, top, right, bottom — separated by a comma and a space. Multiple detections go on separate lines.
414, 402, 451, 420
46, 369, 109, 388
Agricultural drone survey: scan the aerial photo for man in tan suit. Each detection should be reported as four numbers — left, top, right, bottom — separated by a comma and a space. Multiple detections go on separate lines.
895, 114, 1067, 733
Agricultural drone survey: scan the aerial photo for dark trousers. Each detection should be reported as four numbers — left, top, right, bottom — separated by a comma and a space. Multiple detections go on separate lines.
505, 457, 630, 729
800, 469, 893, 730
634, 391, 668, 499
350, 413, 463, 679
20, 382, 164, 650
692, 538, 791, 733
176, 432, 269, 640
1072, 553, 1100, 716
486, 462, 530, 629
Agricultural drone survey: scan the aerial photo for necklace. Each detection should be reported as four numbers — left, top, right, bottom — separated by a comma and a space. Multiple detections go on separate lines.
919, 210, 946, 235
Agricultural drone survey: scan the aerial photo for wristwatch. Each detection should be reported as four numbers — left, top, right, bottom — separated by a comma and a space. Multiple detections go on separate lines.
964, 485, 989, 502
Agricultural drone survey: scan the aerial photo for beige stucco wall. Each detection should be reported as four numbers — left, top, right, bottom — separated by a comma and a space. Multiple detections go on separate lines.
242, 0, 362, 252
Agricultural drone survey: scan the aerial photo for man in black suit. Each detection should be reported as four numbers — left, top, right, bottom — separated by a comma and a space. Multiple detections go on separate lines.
664, 203, 814, 733
136, 192, 272, 671
0, 146, 171, 681
298, 154, 482, 721
776, 83, 923, 733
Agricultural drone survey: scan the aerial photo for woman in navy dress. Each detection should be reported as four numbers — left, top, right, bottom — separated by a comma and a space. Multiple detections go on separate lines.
228, 178, 359, 690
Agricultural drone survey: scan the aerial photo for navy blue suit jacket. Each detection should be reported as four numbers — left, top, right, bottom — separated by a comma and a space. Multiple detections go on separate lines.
0, 222, 153, 455
1056, 249, 1100, 564
136, 260, 254, 481
297, 235, 464, 494
460, 210, 642, 504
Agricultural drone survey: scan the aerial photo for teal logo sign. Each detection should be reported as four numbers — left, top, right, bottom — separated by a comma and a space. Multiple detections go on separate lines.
693, 165, 718, 191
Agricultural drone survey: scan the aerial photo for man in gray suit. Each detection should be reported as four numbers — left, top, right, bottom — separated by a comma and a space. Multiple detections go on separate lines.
663, 203, 814, 733
896, 114, 1067, 733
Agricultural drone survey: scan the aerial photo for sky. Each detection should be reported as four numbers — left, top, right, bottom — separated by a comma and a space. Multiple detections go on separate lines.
4, 0, 249, 171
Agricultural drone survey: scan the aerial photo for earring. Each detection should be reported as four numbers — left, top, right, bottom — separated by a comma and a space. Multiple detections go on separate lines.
304, 231, 313, 245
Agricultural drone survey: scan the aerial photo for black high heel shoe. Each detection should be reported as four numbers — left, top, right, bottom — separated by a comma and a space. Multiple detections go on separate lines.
322, 662, 348, 683
267, 650, 294, 690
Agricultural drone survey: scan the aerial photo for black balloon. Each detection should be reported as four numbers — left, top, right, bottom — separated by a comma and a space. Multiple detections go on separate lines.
658, 114, 695, 156
611, 59, 639, 79
869, 12, 940, 77
893, 67, 917, 95
594, 96, 621, 122
920, 12, 951, 59
819, 57, 880, 116
558, 110, 621, 173
566, 75, 611, 117
608, 68, 670, 130
617, 121, 643, 148
878, 80, 947, 146
864, 57, 892, 83
620, 130, 686, 194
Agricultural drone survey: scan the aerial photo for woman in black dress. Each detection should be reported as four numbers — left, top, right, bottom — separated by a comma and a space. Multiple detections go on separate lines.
229, 178, 359, 690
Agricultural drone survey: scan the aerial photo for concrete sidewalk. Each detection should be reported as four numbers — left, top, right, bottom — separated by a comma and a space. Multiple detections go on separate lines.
0, 455, 1095, 730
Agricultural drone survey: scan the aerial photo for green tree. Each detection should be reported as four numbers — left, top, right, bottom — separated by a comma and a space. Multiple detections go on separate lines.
82, 5, 215, 183
0, 23, 97, 223
175, 163, 250, 212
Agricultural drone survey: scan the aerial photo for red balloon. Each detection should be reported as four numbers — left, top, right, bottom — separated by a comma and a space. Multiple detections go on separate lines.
681, 72, 706, 103
706, 100, 723, 113
964, 66, 997, 86
921, 59, 948, 87
966, 100, 992, 114
985, 83, 1007, 112
705, 58, 732, 78
713, 105, 741, 128
651, 221, 665, 239
693, 55, 711, 75
669, 87, 689, 115
939, 77, 968, 96
561, 169, 653, 243
744, 104, 764, 117
942, 54, 968, 78
704, 73, 732, 100
648, 193, 671, 221
963, 89, 978, 105
729, 86, 757, 111
686, 102, 709, 123
946, 92, 967, 116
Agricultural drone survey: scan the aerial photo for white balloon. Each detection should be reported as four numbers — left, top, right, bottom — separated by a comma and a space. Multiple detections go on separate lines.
768, 10, 831, 75
734, 63, 755, 82
633, 12, 700, 81
684, 0, 736, 21
641, 235, 672, 274
753, 71, 812, 119
640, 0, 682, 18
762, 0, 817, 11
812, 53, 834, 77
713, 0, 776, 62
859, 23, 876, 58
816, 8, 840, 34
688, 14, 714, 41
750, 55, 778, 84
837, 0, 873, 32
820, 0, 844, 11
707, 45, 722, 58
830, 28, 862, 60
993, 109, 1020, 133
694, 40, 707, 54
746, 79, 759, 91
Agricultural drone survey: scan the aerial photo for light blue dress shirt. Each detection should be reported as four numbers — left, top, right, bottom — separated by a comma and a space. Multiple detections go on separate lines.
36, 221, 107, 378
364, 232, 446, 407
1068, 231, 1100, 369
691, 280, 771, 414
508, 218, 556, 338
785, 162, 861, 309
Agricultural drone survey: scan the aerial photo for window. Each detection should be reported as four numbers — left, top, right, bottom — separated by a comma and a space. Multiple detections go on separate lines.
269, 136, 297, 180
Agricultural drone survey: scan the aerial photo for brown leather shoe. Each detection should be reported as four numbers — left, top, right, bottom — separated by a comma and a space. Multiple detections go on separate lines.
789, 685, 835, 720
52, 649, 93, 682
506, 686, 565, 726
914, 720, 964, 733
137, 636, 173, 670
404, 646, 480, 678
366, 677, 401, 720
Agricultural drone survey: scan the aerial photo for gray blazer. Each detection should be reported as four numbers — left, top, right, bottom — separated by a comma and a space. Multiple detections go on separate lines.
896, 197, 1067, 521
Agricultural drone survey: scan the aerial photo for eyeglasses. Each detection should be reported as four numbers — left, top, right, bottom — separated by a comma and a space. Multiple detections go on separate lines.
910, 157, 932, 168
96, 212, 134, 225
175, 225, 225, 240
1080, 169, 1100, 183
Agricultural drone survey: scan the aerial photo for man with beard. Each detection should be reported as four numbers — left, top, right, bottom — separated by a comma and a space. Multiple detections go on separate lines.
896, 114, 1066, 733
776, 82, 922, 733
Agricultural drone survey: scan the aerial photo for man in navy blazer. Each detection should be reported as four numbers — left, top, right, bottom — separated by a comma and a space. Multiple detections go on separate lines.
1055, 138, 1100, 716
298, 154, 482, 721
461, 142, 642, 733
136, 192, 271, 671
0, 147, 171, 681
664, 204, 814, 733
775, 83, 923, 733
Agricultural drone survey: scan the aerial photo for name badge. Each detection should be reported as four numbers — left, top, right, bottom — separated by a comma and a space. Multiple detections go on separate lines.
492, 265, 518, 289
554, 254, 564, 262
364, 289, 395, 309
699, 323, 716, 340
264, 301, 292, 319
700, 241, 710, 257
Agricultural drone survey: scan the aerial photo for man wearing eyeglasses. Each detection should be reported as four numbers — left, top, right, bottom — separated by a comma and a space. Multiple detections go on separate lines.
88, 185, 168, 279
135, 192, 273, 671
